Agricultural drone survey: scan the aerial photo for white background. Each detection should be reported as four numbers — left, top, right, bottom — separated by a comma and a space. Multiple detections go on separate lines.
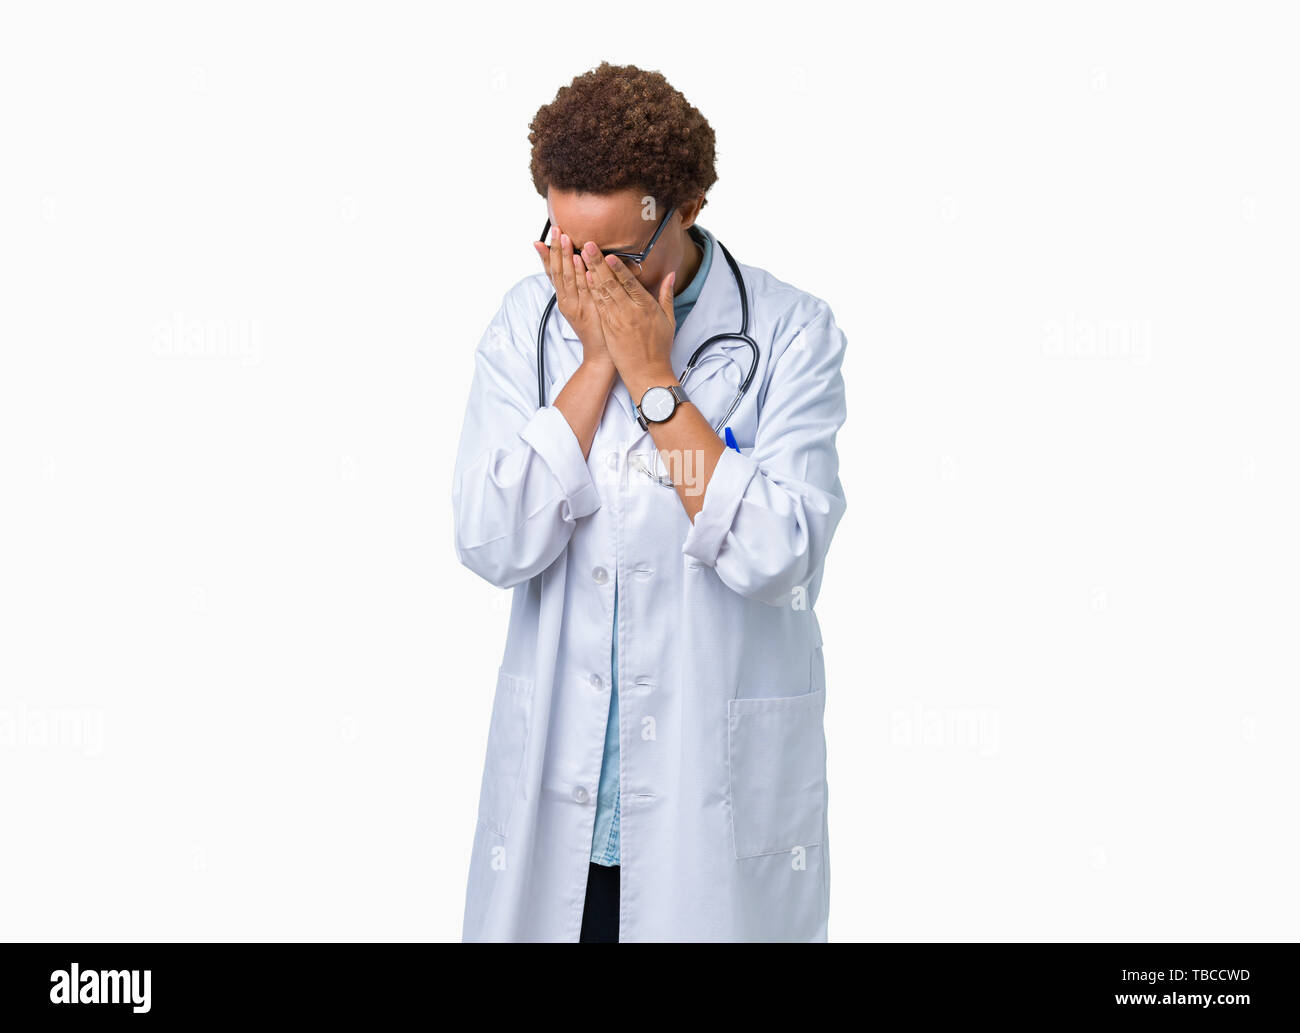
2, 1, 1296, 942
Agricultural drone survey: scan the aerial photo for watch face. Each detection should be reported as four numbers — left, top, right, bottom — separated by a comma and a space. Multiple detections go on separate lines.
640, 386, 676, 422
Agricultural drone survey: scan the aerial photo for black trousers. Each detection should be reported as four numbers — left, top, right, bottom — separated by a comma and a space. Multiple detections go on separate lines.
579, 862, 620, 943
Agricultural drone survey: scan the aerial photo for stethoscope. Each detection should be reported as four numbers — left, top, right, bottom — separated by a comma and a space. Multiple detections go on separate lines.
535, 230, 760, 441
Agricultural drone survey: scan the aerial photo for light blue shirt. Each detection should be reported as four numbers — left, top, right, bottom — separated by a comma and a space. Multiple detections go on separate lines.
589, 228, 713, 867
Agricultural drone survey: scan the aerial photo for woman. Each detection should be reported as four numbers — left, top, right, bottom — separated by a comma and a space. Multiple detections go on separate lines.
453, 63, 847, 942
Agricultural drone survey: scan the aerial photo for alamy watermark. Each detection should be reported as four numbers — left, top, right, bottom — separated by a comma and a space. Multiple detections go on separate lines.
50, 964, 150, 1013
0, 705, 104, 757
152, 313, 260, 366
1042, 314, 1152, 366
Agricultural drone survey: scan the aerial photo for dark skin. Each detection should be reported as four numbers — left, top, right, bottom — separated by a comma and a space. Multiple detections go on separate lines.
532, 187, 725, 521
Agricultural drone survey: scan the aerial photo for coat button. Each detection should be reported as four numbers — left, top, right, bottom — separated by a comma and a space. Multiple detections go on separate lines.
589, 673, 604, 690
605, 452, 620, 470
572, 786, 590, 804
592, 566, 609, 585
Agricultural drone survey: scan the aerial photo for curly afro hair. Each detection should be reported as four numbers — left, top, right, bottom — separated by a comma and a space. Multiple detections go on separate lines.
529, 62, 718, 211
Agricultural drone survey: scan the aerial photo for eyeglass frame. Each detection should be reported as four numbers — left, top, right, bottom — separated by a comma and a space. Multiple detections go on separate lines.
539, 204, 677, 268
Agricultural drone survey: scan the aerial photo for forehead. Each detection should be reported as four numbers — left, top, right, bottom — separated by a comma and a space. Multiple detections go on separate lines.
547, 188, 656, 249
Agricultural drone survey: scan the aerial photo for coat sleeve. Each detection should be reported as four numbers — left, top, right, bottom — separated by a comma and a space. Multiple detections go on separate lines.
452, 287, 600, 588
680, 300, 848, 606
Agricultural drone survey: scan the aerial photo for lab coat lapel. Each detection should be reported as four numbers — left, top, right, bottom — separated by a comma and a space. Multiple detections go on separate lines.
668, 225, 738, 376
622, 225, 749, 443
666, 226, 751, 433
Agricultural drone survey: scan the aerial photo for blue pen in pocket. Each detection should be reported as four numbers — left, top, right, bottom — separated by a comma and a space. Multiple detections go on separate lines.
724, 427, 740, 452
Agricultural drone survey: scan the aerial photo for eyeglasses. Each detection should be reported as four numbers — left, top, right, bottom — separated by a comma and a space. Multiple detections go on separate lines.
539, 205, 677, 269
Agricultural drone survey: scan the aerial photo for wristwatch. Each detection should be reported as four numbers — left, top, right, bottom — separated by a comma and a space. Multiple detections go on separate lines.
635, 384, 690, 431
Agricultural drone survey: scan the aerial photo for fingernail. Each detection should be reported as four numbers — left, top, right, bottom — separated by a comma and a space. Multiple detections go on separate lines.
560, 233, 570, 248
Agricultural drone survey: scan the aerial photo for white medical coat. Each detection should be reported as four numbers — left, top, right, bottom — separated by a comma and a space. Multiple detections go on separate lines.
453, 226, 847, 942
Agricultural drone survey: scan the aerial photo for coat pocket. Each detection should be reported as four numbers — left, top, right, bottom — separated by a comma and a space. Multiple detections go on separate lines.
476, 670, 533, 836
727, 688, 827, 859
